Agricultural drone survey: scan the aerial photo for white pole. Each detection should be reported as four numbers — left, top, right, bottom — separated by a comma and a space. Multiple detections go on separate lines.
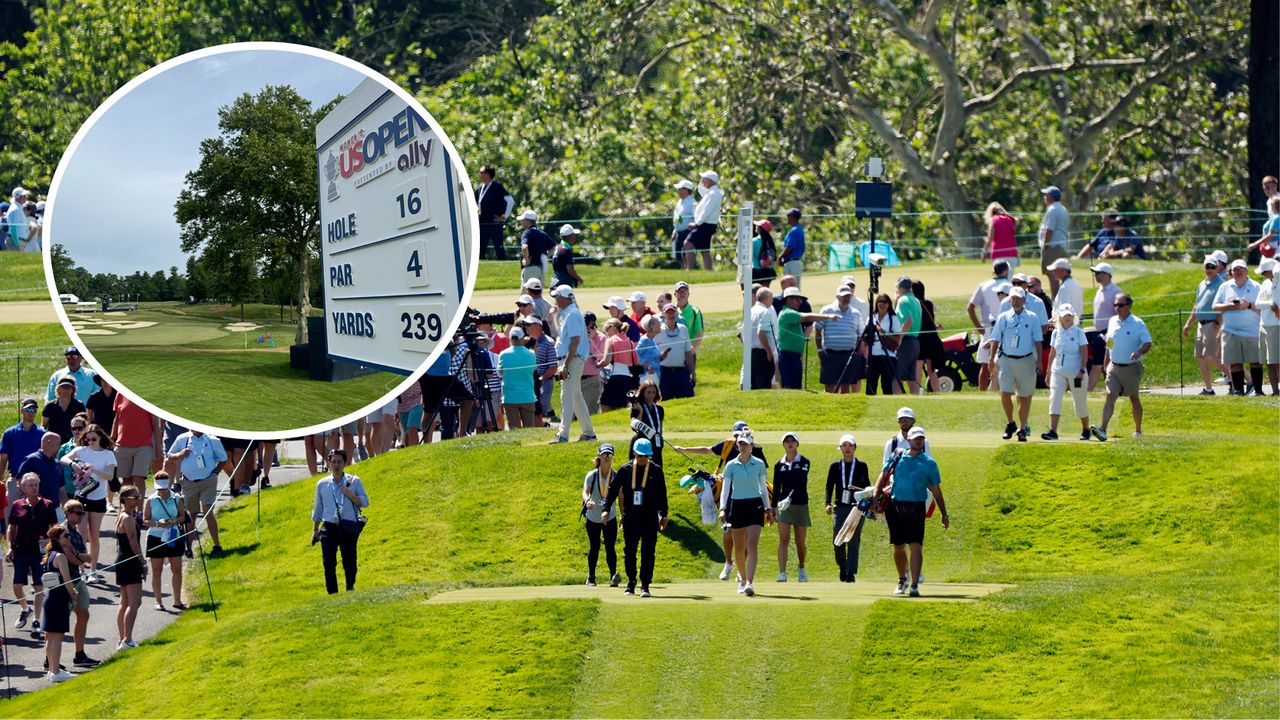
737, 203, 754, 391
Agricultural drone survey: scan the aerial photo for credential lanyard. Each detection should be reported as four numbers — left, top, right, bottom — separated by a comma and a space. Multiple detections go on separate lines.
842, 460, 853, 490
631, 463, 650, 492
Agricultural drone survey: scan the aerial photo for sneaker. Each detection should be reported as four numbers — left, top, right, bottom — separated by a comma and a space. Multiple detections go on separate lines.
547, 437, 568, 444
585, 579, 597, 587
261, 479, 272, 489
119, 639, 138, 649
1002, 422, 1016, 440
623, 585, 635, 596
578, 434, 598, 442
1016, 429, 1027, 442
1199, 388, 1215, 396
918, 574, 924, 584
1079, 430, 1092, 441
32, 618, 41, 632
893, 578, 908, 596
847, 574, 856, 583
1040, 430, 1058, 441
73, 652, 99, 668
16, 608, 30, 629
744, 584, 755, 597
1132, 431, 1143, 438
737, 580, 746, 594
609, 572, 621, 587
640, 588, 651, 598
1090, 425, 1108, 442
776, 571, 787, 583
47, 670, 73, 683
909, 586, 920, 597
797, 568, 808, 583
719, 562, 734, 581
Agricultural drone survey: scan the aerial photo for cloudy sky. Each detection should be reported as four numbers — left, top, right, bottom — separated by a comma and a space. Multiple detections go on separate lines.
52, 48, 364, 275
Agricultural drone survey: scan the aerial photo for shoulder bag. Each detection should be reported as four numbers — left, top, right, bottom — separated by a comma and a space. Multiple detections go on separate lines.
336, 480, 368, 538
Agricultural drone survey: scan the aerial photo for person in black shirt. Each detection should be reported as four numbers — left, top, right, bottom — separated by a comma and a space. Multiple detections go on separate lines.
772, 432, 811, 582
601, 439, 668, 597
627, 380, 665, 468
674, 420, 767, 583
85, 374, 117, 439
552, 225, 585, 288
474, 164, 513, 260
518, 210, 554, 285
824, 434, 869, 582
43, 377, 86, 443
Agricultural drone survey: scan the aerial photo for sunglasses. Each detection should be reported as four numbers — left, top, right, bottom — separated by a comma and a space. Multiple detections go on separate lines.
1113, 302, 1129, 308
71, 425, 86, 431
84, 434, 100, 442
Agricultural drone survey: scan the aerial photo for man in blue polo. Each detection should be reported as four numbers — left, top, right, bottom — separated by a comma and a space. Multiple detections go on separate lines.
549, 285, 596, 444
779, 208, 806, 287
1, 399, 45, 503
17, 432, 65, 509
988, 287, 1042, 441
1092, 293, 1153, 441
873, 426, 948, 597
46, 347, 96, 405
167, 428, 228, 553
1182, 255, 1227, 395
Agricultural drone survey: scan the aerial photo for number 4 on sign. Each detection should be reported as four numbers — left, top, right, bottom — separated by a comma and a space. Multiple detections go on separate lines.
404, 240, 430, 287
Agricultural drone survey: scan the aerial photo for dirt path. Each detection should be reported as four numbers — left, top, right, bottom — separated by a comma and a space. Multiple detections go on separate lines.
427, 580, 1009, 605
0, 302, 58, 324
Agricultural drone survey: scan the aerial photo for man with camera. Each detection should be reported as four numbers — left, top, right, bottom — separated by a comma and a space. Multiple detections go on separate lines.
549, 285, 596, 443
1211, 260, 1264, 396
310, 449, 369, 594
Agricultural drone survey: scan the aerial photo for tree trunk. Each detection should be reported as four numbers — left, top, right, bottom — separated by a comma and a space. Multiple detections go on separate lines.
240, 302, 245, 322
928, 167, 983, 255
296, 239, 311, 345
1249, 0, 1279, 256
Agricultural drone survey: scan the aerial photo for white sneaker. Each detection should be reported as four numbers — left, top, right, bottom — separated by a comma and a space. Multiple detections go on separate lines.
797, 568, 809, 582
776, 571, 787, 582
893, 578, 908, 596
48, 669, 72, 683
744, 584, 755, 597
719, 562, 734, 581
1132, 431, 1143, 438
737, 580, 746, 594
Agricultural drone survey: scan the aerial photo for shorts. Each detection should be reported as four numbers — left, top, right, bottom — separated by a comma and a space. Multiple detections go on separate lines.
114, 445, 155, 477
182, 474, 219, 510
1194, 322, 1221, 358
886, 500, 926, 545
1106, 361, 1144, 398
72, 577, 90, 611
367, 398, 397, 423
894, 336, 920, 382
727, 497, 765, 528
975, 329, 993, 363
777, 502, 811, 527
1039, 245, 1068, 275
819, 349, 863, 386
521, 258, 546, 284
145, 533, 184, 559
686, 223, 717, 251
76, 495, 107, 514
220, 436, 252, 452
12, 553, 42, 585
115, 557, 144, 587
998, 353, 1037, 397
398, 406, 424, 431
1261, 325, 1280, 364
340, 419, 360, 435
1086, 329, 1106, 368
1221, 331, 1261, 365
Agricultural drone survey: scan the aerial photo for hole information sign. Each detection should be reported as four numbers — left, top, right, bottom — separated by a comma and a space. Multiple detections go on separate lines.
316, 77, 471, 374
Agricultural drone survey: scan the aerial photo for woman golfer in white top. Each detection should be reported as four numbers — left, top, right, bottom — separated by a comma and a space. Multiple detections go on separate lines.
718, 431, 774, 596
1042, 304, 1091, 440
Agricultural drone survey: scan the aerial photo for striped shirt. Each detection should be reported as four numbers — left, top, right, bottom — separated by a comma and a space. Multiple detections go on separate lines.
818, 300, 861, 351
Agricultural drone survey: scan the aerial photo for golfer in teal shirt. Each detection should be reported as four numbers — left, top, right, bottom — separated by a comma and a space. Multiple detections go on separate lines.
874, 426, 948, 598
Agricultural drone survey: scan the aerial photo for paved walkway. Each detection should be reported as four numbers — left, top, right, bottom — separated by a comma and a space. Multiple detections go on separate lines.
0, 463, 313, 698
428, 580, 1009, 606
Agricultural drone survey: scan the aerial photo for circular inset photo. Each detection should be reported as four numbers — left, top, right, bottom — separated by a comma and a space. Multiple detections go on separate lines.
44, 42, 478, 437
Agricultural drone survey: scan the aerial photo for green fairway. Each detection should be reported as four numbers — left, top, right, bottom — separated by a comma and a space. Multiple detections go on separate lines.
4, 389, 1275, 718
89, 347, 403, 432
0, 251, 48, 301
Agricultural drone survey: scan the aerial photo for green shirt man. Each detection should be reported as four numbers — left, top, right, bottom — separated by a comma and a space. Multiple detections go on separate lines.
896, 292, 922, 337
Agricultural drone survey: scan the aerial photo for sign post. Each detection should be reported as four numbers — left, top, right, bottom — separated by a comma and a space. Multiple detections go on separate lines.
315, 77, 471, 375
736, 203, 754, 391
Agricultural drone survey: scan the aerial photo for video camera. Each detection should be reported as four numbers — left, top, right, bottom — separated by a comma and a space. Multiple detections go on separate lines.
455, 307, 516, 342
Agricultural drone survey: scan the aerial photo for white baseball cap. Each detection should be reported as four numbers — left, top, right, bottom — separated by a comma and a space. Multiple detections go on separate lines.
517, 210, 538, 222
508, 326, 525, 340
516, 294, 535, 306
603, 296, 627, 311
550, 284, 575, 299
1229, 259, 1247, 271
836, 285, 854, 297
1089, 262, 1114, 276
1010, 286, 1028, 298
11, 186, 27, 199
699, 170, 719, 183
674, 281, 690, 291
781, 431, 799, 443
1057, 304, 1076, 317
1048, 258, 1072, 272
1259, 258, 1278, 275
1202, 255, 1218, 267
673, 179, 694, 191
782, 286, 806, 300
840, 275, 857, 287
1011, 273, 1029, 284
837, 433, 857, 447
627, 291, 647, 303
1212, 250, 1229, 265
522, 277, 543, 291
896, 407, 915, 420
559, 224, 581, 237
907, 427, 926, 439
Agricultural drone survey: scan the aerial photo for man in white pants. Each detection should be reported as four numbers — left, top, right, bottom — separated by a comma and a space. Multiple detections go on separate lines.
548, 285, 596, 443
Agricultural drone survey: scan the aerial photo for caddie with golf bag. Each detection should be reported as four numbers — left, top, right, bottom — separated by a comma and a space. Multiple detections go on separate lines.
872, 426, 949, 597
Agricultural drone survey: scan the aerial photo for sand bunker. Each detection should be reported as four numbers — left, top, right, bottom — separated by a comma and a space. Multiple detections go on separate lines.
76, 329, 117, 335
224, 322, 263, 331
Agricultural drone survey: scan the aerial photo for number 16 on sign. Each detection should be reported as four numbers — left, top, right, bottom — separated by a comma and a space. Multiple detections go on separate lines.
394, 176, 430, 229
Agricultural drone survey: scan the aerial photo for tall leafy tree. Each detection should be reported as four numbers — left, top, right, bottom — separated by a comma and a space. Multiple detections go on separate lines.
174, 86, 325, 338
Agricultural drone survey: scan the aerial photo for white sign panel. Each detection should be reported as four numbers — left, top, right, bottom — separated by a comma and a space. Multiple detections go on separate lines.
316, 77, 468, 374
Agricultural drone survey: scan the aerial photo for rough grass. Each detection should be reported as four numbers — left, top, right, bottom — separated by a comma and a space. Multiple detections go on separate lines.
0, 252, 48, 300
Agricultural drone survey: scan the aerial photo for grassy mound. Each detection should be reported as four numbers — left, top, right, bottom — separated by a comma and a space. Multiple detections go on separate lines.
4, 389, 1275, 717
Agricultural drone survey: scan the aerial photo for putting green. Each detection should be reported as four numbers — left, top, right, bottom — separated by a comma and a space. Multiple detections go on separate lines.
428, 580, 1009, 605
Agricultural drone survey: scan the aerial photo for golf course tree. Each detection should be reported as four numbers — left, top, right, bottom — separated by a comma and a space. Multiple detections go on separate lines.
175, 86, 327, 339
421, 0, 1247, 253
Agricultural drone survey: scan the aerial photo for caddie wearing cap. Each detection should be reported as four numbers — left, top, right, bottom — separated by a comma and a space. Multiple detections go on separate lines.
517, 210, 554, 285
873, 426, 949, 597
552, 225, 584, 289
581, 444, 621, 588
601, 438, 669, 597
674, 421, 767, 583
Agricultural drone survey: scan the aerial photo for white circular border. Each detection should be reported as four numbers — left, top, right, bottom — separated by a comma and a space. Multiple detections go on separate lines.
42, 41, 481, 440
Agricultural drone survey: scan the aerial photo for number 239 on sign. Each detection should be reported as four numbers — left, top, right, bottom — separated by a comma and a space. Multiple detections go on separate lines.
398, 304, 446, 353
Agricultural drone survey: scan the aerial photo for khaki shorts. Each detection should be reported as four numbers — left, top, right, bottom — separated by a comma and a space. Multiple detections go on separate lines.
73, 576, 90, 611
1194, 322, 1221, 358
997, 354, 1037, 397
1261, 325, 1280, 364
115, 445, 155, 478
1221, 331, 1260, 365
1040, 245, 1068, 275
1106, 361, 1144, 398
182, 474, 219, 511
